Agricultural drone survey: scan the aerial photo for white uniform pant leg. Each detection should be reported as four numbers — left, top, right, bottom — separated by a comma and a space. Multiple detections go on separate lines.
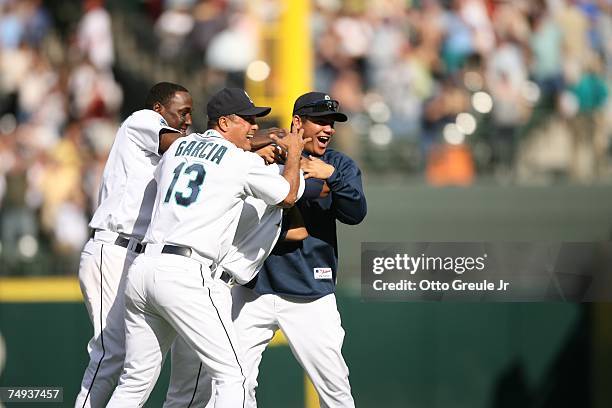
277, 294, 355, 408
107, 255, 177, 407
147, 255, 247, 408
75, 239, 138, 408
164, 337, 212, 408
163, 279, 233, 408
231, 285, 279, 408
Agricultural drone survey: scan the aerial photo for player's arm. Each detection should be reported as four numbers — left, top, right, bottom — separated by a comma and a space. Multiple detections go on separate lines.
158, 129, 183, 154
270, 128, 309, 208
283, 206, 308, 241
301, 178, 331, 199
320, 181, 330, 197
300, 155, 366, 224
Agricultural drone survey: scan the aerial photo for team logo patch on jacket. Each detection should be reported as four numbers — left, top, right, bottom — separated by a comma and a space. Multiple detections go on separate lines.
314, 268, 332, 280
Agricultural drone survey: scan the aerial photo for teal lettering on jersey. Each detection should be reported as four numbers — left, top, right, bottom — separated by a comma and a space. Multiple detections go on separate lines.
192, 142, 205, 157
210, 146, 228, 164
174, 140, 226, 164
199, 142, 213, 158
205, 144, 219, 160
182, 141, 197, 156
175, 140, 187, 156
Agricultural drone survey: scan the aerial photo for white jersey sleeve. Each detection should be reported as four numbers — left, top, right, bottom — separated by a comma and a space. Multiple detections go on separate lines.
126, 110, 179, 155
281, 164, 305, 200
89, 109, 180, 238
268, 163, 305, 198
243, 153, 290, 205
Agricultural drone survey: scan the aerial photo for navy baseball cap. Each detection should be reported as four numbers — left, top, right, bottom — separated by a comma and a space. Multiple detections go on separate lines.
293, 92, 348, 122
207, 88, 271, 119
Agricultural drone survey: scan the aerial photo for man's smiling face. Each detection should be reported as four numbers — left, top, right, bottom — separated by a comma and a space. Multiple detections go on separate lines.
298, 116, 336, 156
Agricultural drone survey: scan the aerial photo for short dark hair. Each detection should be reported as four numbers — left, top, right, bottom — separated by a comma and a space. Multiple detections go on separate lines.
144, 82, 189, 109
207, 114, 240, 130
207, 118, 219, 129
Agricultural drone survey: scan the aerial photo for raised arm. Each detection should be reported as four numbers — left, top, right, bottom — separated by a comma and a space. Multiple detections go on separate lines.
271, 128, 310, 208
301, 155, 367, 225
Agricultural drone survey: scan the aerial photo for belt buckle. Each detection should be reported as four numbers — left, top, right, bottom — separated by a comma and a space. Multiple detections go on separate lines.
219, 271, 235, 286
126, 238, 143, 253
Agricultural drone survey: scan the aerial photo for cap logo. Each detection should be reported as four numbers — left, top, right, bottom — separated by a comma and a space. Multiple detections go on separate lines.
324, 95, 331, 100
244, 91, 254, 104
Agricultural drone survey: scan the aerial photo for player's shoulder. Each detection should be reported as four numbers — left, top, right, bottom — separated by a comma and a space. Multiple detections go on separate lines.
244, 150, 274, 168
167, 131, 199, 150
324, 148, 359, 168
124, 109, 164, 127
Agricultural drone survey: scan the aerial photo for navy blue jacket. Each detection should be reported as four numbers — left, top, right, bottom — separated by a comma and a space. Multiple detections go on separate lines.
251, 149, 367, 298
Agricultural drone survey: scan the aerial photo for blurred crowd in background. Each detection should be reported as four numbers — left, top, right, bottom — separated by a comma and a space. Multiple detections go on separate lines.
0, 0, 610, 274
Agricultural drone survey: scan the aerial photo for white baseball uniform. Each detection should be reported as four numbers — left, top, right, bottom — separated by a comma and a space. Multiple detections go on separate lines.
162, 165, 305, 408
106, 130, 294, 408
231, 287, 353, 408
75, 110, 178, 408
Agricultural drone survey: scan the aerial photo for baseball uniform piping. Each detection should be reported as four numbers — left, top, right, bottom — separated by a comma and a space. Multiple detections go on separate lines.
82, 244, 106, 408
200, 265, 246, 408
186, 363, 203, 408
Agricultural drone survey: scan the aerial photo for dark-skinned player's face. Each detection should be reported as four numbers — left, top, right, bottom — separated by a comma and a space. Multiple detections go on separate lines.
156, 91, 193, 134
295, 115, 335, 156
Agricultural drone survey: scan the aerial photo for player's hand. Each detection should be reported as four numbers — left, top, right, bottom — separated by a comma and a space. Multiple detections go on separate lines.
254, 144, 286, 164
300, 156, 335, 179
320, 181, 330, 197
250, 127, 286, 151
271, 128, 309, 157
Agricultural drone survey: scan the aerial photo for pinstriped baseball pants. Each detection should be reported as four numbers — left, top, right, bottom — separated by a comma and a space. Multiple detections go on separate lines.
106, 252, 247, 408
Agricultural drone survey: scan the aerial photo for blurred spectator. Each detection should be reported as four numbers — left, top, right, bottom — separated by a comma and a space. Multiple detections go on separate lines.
76, 0, 114, 71
529, 6, 563, 98
441, 1, 475, 73
17, 50, 59, 123
53, 191, 88, 255
595, 0, 612, 79
0, 132, 39, 264
458, 0, 495, 56
564, 52, 608, 182
68, 59, 122, 120
487, 36, 530, 173
0, 0, 24, 50
35, 122, 84, 240
154, 2, 194, 60
206, 8, 258, 87
21, 0, 51, 48
186, 0, 228, 61
423, 77, 471, 161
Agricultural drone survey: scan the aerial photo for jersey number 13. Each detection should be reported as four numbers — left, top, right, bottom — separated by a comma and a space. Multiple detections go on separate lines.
164, 162, 206, 206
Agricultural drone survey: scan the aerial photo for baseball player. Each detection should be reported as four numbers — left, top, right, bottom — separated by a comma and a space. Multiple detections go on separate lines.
162, 140, 313, 408
106, 88, 308, 407
233, 92, 367, 408
75, 82, 192, 408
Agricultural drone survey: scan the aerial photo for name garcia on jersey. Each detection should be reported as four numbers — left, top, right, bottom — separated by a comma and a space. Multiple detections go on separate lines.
175, 139, 228, 164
